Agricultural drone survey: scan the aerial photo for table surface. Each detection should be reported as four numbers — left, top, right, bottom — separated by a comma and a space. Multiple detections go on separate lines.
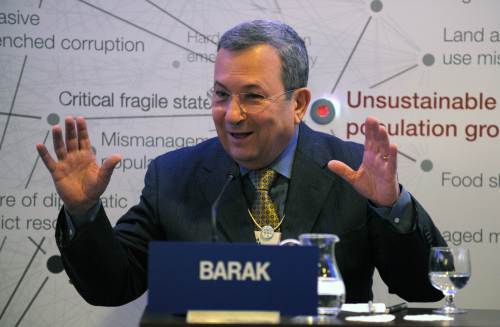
140, 308, 500, 327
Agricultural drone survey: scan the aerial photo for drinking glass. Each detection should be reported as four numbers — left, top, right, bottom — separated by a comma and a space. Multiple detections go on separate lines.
428, 247, 471, 314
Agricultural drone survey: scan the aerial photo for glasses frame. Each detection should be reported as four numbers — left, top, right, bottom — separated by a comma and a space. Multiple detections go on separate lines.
211, 88, 297, 114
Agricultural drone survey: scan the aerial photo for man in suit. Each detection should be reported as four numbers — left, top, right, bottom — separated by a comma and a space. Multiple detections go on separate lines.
36, 20, 445, 306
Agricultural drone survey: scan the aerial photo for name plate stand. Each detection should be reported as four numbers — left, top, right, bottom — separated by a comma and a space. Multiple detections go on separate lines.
186, 310, 280, 324
148, 242, 318, 321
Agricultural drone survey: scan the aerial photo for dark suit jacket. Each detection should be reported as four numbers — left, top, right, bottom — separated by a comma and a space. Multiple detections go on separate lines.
55, 123, 445, 306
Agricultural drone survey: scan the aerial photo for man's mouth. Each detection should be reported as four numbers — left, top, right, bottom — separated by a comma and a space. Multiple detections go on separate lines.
230, 132, 252, 139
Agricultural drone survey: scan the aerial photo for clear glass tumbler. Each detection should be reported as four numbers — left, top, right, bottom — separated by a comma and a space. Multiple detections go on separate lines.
298, 233, 345, 315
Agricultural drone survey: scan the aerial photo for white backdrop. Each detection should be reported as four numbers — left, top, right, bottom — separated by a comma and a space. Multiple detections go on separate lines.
1, 0, 499, 326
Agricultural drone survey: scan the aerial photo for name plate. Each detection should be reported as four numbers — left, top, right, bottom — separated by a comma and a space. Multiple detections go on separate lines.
148, 242, 318, 316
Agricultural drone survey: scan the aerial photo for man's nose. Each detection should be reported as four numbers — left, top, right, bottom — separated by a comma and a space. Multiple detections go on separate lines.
225, 95, 246, 123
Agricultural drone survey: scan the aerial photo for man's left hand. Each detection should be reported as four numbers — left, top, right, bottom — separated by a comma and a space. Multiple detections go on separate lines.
328, 116, 399, 207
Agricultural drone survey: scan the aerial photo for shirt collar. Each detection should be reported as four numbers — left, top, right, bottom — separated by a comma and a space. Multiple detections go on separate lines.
240, 125, 299, 179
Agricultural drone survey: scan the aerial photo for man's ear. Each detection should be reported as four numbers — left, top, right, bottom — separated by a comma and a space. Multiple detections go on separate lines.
292, 87, 311, 124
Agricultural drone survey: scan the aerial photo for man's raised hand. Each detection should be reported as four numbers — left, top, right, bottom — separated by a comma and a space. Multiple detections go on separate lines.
36, 116, 121, 215
328, 116, 399, 207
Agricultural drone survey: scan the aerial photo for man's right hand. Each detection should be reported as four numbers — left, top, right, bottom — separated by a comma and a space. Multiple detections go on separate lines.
36, 116, 122, 216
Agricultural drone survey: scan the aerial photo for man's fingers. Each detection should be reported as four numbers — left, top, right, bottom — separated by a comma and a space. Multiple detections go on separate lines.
387, 143, 398, 171
376, 125, 391, 159
376, 124, 389, 145
65, 116, 78, 152
327, 160, 356, 184
36, 143, 57, 172
364, 117, 377, 150
365, 116, 392, 160
52, 125, 67, 160
99, 154, 122, 184
76, 116, 92, 150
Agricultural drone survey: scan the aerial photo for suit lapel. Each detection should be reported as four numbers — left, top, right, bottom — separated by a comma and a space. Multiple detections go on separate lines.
281, 123, 339, 239
282, 149, 336, 239
198, 147, 255, 243
216, 177, 256, 243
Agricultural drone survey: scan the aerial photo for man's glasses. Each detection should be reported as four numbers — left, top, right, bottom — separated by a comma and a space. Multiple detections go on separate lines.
211, 88, 296, 114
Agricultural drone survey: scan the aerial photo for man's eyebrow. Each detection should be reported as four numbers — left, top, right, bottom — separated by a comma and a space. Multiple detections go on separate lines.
242, 84, 265, 91
214, 81, 265, 92
213, 81, 227, 89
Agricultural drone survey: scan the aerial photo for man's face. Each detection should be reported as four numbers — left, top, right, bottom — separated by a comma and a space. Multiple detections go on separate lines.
212, 44, 304, 170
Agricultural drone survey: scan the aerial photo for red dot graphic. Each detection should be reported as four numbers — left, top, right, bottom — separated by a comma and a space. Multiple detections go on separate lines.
317, 105, 330, 117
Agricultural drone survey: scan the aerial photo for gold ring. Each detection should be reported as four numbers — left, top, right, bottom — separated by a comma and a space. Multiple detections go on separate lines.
382, 154, 389, 161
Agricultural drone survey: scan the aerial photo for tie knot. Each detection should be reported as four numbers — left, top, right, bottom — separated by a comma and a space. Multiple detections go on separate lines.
251, 168, 277, 191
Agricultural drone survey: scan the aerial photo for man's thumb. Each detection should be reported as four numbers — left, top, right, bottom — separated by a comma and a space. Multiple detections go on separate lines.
327, 160, 356, 184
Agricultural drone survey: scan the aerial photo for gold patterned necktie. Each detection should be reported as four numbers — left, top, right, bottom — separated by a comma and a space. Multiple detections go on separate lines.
250, 168, 280, 230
